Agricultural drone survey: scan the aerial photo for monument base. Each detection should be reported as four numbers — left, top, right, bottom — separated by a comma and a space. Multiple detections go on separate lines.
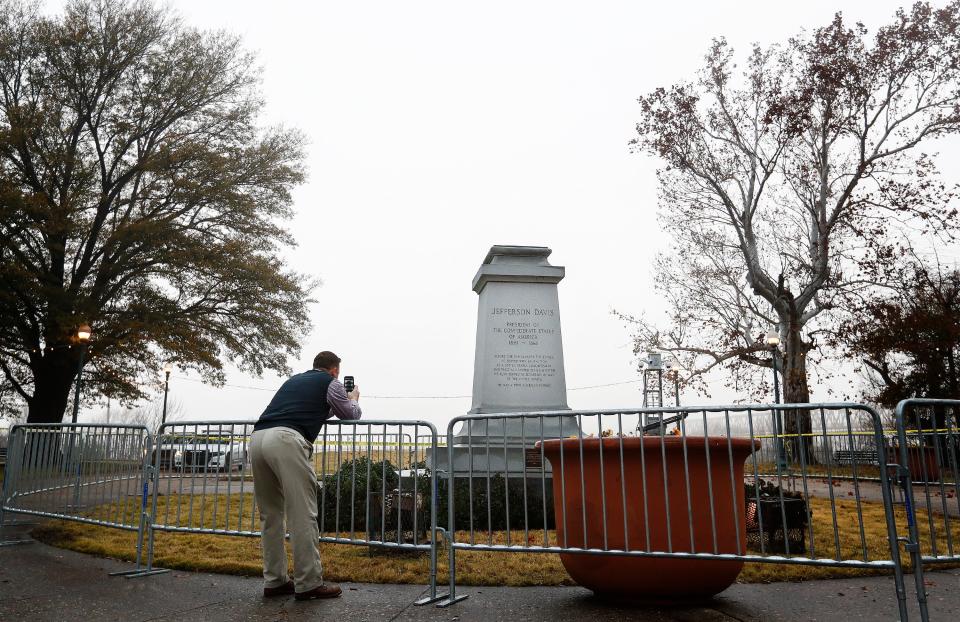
451, 413, 581, 446
427, 444, 552, 478
428, 412, 583, 477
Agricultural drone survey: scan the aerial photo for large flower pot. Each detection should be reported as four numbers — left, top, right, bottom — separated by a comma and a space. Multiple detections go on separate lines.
905, 446, 940, 482
538, 436, 759, 601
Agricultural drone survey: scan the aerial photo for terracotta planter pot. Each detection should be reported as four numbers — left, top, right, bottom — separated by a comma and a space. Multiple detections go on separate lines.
538, 436, 759, 601
905, 446, 941, 482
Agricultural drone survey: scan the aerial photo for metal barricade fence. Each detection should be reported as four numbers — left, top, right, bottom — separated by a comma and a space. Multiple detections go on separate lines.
437, 404, 913, 618
142, 419, 448, 605
1, 409, 944, 618
894, 398, 960, 622
0, 423, 159, 575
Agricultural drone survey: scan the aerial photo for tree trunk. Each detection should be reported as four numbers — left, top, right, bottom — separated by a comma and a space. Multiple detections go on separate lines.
781, 321, 816, 464
26, 350, 80, 424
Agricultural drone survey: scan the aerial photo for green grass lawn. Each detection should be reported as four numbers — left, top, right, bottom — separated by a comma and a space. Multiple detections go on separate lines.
30, 495, 960, 587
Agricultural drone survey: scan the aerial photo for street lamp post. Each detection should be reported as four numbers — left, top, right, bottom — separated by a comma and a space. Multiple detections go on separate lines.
766, 330, 787, 470
71, 324, 92, 424
68, 323, 91, 509
161, 362, 173, 428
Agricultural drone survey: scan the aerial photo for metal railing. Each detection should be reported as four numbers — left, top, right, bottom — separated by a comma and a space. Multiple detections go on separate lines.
0, 424, 148, 529
1, 404, 955, 619
0, 423, 159, 574
0, 419, 448, 601
437, 404, 912, 618
894, 398, 960, 622
139, 419, 447, 605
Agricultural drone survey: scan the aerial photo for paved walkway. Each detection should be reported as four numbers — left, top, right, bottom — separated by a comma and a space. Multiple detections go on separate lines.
0, 539, 957, 621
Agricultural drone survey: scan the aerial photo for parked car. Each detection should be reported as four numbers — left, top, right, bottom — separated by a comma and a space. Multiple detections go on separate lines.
173, 435, 247, 472
152, 434, 193, 470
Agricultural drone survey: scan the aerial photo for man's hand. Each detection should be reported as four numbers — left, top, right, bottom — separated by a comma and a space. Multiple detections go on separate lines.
347, 385, 360, 401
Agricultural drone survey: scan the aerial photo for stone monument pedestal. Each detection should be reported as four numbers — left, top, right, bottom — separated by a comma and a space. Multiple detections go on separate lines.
429, 245, 581, 478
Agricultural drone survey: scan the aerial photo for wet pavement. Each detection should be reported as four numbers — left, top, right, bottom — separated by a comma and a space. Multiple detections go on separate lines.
0, 537, 957, 621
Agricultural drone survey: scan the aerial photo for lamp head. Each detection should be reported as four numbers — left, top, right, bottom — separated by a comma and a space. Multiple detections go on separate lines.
162, 362, 173, 374
765, 331, 780, 347
77, 324, 92, 342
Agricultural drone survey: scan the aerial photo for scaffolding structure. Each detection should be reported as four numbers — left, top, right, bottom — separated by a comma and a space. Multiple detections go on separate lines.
641, 352, 664, 431
642, 352, 664, 407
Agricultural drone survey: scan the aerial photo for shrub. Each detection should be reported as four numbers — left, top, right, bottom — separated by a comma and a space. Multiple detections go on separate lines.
318, 458, 556, 535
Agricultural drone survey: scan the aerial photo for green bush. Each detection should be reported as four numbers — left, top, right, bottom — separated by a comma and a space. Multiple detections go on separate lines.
317, 456, 400, 532
436, 474, 555, 532
317, 458, 556, 535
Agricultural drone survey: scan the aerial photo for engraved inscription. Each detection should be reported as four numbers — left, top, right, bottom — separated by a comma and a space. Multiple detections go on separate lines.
491, 307, 556, 317
492, 353, 557, 389
488, 305, 560, 391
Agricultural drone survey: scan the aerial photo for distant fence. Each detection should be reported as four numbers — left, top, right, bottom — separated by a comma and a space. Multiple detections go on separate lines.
1, 402, 958, 620
0, 426, 9, 465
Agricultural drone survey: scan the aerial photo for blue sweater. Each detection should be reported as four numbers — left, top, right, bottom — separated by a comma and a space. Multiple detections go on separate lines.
254, 369, 335, 442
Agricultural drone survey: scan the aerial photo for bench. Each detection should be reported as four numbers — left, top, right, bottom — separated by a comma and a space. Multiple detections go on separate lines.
833, 449, 879, 465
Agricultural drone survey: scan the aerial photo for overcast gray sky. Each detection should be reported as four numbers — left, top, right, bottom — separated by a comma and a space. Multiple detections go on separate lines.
48, 0, 958, 430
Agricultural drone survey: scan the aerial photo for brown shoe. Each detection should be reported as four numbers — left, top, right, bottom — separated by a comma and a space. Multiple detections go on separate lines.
294, 583, 342, 600
263, 580, 295, 597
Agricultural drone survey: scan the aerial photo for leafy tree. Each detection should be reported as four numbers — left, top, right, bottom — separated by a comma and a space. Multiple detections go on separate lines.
839, 257, 960, 457
625, 2, 960, 449
90, 395, 186, 429
0, 0, 312, 423
841, 259, 960, 407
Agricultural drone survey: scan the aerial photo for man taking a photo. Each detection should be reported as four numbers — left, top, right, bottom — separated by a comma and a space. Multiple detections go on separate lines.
250, 350, 361, 600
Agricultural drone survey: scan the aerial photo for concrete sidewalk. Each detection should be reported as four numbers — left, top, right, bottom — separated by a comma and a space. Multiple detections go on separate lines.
0, 541, 957, 621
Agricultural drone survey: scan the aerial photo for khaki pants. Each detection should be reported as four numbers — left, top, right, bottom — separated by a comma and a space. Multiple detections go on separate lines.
250, 427, 323, 592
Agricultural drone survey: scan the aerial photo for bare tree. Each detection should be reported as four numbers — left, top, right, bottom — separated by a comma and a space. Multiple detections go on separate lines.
92, 395, 184, 430
625, 3, 960, 453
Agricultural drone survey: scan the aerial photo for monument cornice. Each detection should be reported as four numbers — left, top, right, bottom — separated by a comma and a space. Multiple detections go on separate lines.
472, 245, 565, 293
472, 267, 565, 293
482, 245, 552, 264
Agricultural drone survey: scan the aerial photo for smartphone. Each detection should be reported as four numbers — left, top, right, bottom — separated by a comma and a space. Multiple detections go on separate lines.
343, 376, 355, 393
